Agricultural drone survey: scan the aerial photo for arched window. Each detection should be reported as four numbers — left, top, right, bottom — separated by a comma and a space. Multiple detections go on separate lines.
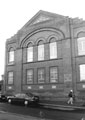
49, 37, 57, 59
38, 40, 44, 61
77, 37, 85, 55
27, 43, 33, 62
8, 48, 14, 63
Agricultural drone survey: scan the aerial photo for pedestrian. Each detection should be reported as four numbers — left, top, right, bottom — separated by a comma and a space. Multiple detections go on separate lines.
67, 90, 73, 105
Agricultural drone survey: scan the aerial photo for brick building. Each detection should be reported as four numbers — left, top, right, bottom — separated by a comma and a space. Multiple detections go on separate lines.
4, 10, 85, 100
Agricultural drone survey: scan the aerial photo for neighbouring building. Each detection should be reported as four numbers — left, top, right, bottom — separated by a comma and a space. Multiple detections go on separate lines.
0, 81, 3, 92
0, 75, 4, 92
4, 10, 85, 101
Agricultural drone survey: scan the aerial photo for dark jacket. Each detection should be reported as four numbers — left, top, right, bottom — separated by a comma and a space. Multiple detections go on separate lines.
68, 92, 73, 98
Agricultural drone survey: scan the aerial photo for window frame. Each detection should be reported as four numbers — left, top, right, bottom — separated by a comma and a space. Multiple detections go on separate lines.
49, 37, 57, 59
8, 48, 14, 64
7, 71, 14, 85
38, 40, 44, 61
37, 67, 45, 84
49, 66, 58, 83
79, 64, 85, 81
27, 43, 33, 62
77, 37, 85, 56
26, 69, 34, 84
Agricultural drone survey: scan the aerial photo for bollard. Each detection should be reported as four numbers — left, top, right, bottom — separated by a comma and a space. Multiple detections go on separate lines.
39, 111, 45, 120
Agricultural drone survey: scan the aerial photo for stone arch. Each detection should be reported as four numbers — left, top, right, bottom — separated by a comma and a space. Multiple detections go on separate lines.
20, 27, 65, 48
8, 47, 14, 52
77, 31, 85, 38
47, 34, 59, 43
22, 40, 34, 48
36, 37, 46, 45
27, 42, 33, 47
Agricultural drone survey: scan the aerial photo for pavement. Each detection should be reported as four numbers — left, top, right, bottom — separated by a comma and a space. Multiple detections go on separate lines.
40, 99, 85, 110
41, 97, 85, 105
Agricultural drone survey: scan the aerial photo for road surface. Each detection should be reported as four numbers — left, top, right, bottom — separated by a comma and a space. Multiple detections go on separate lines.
0, 102, 85, 120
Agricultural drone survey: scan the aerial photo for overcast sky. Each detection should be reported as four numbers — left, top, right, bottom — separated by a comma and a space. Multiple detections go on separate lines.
0, 0, 85, 80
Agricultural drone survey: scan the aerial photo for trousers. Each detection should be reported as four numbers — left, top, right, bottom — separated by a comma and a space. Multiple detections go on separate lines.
68, 97, 73, 104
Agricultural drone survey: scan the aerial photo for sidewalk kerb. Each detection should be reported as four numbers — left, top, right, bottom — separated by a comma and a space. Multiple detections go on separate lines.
40, 103, 85, 110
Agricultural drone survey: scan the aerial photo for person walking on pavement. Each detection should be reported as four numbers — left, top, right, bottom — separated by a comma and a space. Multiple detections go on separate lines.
67, 90, 73, 105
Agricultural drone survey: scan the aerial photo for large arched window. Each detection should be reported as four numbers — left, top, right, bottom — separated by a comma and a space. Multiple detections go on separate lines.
38, 40, 44, 61
49, 37, 57, 59
8, 48, 14, 63
27, 43, 33, 62
77, 37, 85, 55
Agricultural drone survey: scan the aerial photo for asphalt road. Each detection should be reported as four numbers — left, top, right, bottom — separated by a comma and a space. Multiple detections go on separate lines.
0, 102, 85, 120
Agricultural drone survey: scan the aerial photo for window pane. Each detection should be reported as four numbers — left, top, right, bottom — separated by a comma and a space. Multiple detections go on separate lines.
50, 42, 57, 59
38, 68, 45, 83
8, 72, 13, 84
27, 70, 33, 84
50, 67, 58, 83
77, 37, 85, 55
27, 47, 33, 62
9, 51, 14, 62
38, 44, 44, 61
80, 65, 85, 81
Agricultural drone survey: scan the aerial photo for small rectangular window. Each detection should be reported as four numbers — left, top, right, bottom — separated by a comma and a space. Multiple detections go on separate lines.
50, 67, 58, 83
8, 72, 13, 84
27, 69, 33, 84
38, 68, 45, 83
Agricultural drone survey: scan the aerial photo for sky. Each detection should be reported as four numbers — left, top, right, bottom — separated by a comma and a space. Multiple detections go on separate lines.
0, 0, 85, 80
